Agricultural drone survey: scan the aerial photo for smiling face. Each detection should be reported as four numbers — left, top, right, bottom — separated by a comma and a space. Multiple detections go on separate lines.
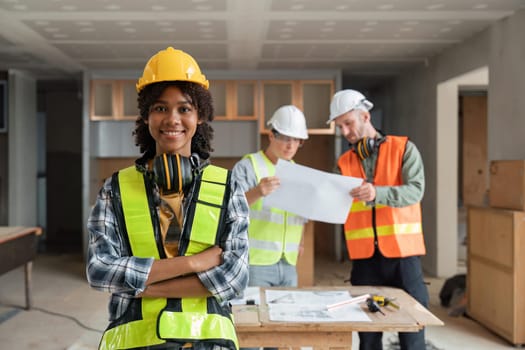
145, 86, 200, 157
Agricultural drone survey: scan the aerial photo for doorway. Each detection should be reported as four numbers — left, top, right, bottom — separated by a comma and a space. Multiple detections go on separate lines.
436, 66, 488, 277
458, 92, 488, 263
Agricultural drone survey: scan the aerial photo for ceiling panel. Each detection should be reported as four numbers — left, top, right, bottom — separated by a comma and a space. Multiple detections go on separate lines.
0, 0, 523, 81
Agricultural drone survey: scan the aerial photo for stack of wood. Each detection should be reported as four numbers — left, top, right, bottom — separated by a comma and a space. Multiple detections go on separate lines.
467, 160, 525, 346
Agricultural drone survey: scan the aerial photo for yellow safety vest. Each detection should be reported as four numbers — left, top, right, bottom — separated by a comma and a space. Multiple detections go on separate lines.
99, 164, 238, 350
245, 151, 304, 266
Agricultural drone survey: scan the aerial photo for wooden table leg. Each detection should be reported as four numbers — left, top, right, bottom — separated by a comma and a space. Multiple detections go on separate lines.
24, 261, 33, 310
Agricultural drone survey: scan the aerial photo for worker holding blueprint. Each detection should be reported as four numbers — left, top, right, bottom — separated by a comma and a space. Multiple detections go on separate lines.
327, 89, 429, 350
232, 105, 309, 294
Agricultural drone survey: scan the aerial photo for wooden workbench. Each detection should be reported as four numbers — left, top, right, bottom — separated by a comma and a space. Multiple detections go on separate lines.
233, 286, 443, 350
0, 226, 42, 310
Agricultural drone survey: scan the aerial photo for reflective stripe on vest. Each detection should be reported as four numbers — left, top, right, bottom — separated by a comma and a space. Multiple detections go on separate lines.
99, 165, 238, 350
157, 165, 238, 350
99, 166, 166, 350
338, 136, 426, 259
245, 151, 303, 265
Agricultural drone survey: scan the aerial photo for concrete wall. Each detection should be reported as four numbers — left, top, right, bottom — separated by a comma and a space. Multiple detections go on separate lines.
385, 9, 525, 277
487, 10, 525, 160
8, 70, 37, 226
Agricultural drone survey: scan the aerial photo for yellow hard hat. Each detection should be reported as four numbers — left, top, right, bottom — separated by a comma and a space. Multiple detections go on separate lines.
136, 47, 209, 92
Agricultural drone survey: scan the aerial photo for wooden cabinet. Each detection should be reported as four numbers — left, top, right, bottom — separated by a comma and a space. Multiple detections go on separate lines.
489, 160, 525, 210
260, 80, 334, 135
467, 206, 525, 345
209, 80, 258, 120
90, 80, 138, 120
90, 78, 335, 135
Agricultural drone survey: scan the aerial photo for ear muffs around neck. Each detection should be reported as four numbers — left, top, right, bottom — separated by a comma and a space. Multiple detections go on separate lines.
354, 136, 385, 160
152, 153, 194, 194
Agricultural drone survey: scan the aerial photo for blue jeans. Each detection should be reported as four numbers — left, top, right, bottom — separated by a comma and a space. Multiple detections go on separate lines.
248, 258, 298, 287
242, 258, 297, 350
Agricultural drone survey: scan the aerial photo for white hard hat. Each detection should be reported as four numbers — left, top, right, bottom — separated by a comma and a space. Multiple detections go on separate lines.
326, 89, 374, 124
267, 105, 309, 140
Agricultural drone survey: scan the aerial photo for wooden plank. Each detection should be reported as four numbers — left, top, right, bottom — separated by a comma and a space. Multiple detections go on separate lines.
296, 221, 314, 287
232, 305, 260, 326
461, 94, 488, 207
237, 330, 351, 348
237, 286, 442, 332
0, 226, 42, 243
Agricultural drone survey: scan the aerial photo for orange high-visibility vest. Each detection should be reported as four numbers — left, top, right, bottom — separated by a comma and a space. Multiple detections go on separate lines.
338, 136, 426, 259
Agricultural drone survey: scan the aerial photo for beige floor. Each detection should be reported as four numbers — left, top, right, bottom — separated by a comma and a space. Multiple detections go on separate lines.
0, 253, 517, 350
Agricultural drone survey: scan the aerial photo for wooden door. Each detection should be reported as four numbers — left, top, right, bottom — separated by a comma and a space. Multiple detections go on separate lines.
461, 94, 488, 207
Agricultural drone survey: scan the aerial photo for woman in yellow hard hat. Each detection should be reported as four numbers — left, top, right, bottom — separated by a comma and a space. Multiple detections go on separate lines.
86, 47, 249, 350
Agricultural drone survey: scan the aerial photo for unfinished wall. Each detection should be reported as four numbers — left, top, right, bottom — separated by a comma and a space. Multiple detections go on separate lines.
386, 9, 525, 277
487, 10, 525, 160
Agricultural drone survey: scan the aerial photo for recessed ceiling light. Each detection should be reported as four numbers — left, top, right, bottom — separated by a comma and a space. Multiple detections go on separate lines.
335, 5, 348, 10
377, 4, 394, 10
160, 28, 176, 33
76, 21, 93, 26
152, 5, 166, 11
426, 4, 444, 10
13, 4, 27, 10
60, 5, 76, 11
105, 4, 121, 11
473, 4, 488, 10
291, 4, 304, 10
196, 5, 212, 11
79, 27, 95, 33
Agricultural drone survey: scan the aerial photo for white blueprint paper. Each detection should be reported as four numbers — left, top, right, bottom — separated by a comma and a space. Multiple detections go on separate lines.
265, 289, 371, 322
229, 286, 261, 305
263, 160, 363, 224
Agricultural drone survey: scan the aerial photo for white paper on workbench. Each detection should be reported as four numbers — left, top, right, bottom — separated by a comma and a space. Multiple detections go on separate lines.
263, 159, 363, 224
265, 289, 371, 322
229, 286, 261, 305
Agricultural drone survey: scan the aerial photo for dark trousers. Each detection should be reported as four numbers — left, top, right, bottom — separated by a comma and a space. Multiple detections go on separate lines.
350, 249, 429, 350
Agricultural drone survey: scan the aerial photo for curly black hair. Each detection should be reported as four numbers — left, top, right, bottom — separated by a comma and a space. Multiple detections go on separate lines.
133, 81, 214, 160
